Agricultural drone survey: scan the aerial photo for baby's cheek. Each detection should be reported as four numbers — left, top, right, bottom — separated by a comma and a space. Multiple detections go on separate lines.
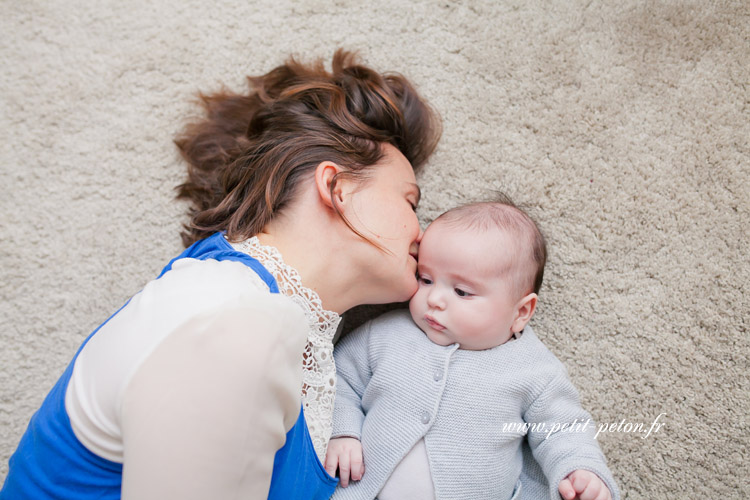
408, 293, 423, 322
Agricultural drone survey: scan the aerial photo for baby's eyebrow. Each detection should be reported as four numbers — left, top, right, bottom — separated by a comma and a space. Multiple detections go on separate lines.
452, 275, 482, 289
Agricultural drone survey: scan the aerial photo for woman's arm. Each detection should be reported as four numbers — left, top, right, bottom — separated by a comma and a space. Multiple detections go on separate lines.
120, 294, 307, 500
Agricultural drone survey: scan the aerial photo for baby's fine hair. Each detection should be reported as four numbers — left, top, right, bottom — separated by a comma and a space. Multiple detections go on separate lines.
434, 197, 547, 295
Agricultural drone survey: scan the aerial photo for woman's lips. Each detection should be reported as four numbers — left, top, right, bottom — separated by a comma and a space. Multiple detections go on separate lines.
424, 315, 445, 331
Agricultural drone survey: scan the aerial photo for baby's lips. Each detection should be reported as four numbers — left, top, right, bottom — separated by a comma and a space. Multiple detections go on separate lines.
424, 315, 445, 331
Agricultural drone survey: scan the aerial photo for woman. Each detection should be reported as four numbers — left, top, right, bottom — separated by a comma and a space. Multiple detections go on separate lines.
1, 50, 440, 499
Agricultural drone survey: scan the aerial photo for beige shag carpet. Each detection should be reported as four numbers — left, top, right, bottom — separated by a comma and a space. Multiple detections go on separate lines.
1, 1, 748, 497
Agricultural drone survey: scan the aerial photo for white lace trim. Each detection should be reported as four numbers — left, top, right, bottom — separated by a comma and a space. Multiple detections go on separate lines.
229, 236, 340, 462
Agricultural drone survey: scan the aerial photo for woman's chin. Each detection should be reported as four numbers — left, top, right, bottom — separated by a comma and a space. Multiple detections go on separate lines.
393, 277, 418, 303
368, 271, 418, 305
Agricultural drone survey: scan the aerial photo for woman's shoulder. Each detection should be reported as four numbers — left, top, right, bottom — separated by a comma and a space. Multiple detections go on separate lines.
137, 256, 309, 337
67, 256, 306, 462
161, 256, 271, 296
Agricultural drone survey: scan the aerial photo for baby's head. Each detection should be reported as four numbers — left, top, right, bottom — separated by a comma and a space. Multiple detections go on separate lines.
409, 200, 547, 350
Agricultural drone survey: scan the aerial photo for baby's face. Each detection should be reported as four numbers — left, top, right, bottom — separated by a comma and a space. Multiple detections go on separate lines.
409, 221, 527, 350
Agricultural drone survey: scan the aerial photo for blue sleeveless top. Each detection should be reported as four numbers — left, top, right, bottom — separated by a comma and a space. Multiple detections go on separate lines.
0, 233, 338, 499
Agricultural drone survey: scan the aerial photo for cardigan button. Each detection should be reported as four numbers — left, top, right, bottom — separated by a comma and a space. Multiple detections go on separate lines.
433, 370, 443, 382
421, 411, 431, 424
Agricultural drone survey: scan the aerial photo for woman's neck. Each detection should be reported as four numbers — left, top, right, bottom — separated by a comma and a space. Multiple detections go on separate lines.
257, 216, 360, 315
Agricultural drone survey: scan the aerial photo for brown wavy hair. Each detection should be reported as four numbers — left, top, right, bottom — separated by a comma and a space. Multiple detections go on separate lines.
174, 49, 441, 248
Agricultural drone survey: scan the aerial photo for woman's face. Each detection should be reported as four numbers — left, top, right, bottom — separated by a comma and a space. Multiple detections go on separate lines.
345, 144, 422, 304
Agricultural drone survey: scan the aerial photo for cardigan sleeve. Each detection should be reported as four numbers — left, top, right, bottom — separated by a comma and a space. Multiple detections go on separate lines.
524, 369, 621, 500
331, 320, 375, 440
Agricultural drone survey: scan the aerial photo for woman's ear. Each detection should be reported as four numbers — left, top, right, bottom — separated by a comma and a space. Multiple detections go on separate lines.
511, 293, 538, 333
314, 161, 344, 209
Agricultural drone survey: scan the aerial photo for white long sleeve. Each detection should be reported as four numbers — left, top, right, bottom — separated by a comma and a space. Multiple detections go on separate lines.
120, 294, 306, 499
64, 257, 307, 498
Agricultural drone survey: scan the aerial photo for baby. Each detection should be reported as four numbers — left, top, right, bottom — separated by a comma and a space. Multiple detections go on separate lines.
326, 200, 619, 500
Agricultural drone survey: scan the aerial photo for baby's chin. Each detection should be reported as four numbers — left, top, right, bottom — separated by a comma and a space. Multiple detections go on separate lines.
423, 328, 456, 347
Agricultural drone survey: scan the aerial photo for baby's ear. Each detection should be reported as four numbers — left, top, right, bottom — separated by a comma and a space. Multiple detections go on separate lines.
511, 293, 537, 333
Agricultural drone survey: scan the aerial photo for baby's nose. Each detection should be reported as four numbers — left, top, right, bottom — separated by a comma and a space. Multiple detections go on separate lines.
427, 288, 445, 309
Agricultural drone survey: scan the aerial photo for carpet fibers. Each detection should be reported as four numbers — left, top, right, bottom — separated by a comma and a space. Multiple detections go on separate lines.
1, 1, 748, 497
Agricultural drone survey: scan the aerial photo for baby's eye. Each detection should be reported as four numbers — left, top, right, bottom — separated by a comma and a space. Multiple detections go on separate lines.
418, 275, 433, 285
454, 288, 472, 297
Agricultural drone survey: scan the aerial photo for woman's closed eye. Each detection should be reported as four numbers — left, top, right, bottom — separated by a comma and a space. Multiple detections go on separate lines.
407, 185, 421, 212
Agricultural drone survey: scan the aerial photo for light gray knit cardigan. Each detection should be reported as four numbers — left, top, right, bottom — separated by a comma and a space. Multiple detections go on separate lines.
331, 310, 620, 500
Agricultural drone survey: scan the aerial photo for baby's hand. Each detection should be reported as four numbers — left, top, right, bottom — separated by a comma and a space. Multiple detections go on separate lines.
559, 470, 612, 500
324, 437, 365, 487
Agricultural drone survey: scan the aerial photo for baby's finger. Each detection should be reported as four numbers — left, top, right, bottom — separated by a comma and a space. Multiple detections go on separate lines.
558, 478, 577, 500
350, 450, 364, 481
578, 477, 602, 500
324, 453, 338, 480
338, 452, 351, 487
571, 470, 592, 492
594, 484, 612, 500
